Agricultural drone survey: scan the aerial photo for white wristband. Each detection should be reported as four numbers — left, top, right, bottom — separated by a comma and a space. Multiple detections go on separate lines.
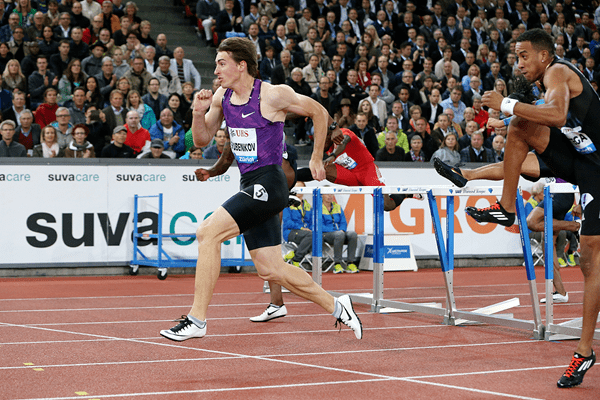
501, 98, 519, 116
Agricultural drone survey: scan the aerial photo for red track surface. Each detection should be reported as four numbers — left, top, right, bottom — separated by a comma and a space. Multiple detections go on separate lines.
0, 267, 598, 399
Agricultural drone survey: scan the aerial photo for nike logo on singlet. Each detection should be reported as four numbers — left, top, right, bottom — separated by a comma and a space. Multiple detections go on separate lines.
242, 112, 255, 118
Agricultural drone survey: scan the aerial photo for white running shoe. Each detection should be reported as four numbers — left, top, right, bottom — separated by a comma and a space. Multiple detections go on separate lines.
250, 304, 287, 322
335, 295, 363, 339
160, 315, 206, 341
540, 292, 569, 303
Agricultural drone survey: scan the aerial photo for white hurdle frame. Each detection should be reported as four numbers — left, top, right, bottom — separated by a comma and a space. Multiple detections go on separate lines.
294, 184, 545, 338
543, 183, 600, 341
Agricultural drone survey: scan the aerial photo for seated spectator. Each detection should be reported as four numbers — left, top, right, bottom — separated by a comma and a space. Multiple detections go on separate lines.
58, 59, 87, 105
349, 112, 378, 157
28, 55, 59, 109
203, 129, 228, 159
0, 43, 14, 77
407, 105, 431, 137
7, 26, 30, 63
49, 106, 73, 147
35, 88, 61, 129
100, 124, 134, 158
71, 2, 91, 30
376, 116, 409, 153
113, 15, 129, 46
83, 104, 109, 153
126, 89, 156, 130
112, 47, 130, 78
282, 181, 313, 268
81, 41, 106, 77
471, 94, 489, 130
460, 131, 493, 163
149, 108, 185, 158
440, 86, 467, 124
404, 134, 426, 162
153, 55, 181, 96
140, 138, 171, 158
2, 90, 25, 126
21, 42, 41, 78
102, 89, 128, 133
102, 0, 121, 34
124, 2, 141, 32
69, 27, 90, 61
67, 87, 86, 125
259, 46, 278, 83
97, 28, 115, 55
302, 54, 324, 93
39, 26, 59, 57
0, 120, 26, 157
124, 56, 152, 95
439, 108, 463, 137
2, 59, 27, 93
95, 56, 117, 105
459, 107, 476, 134
116, 76, 131, 99
196, 0, 220, 47
142, 77, 167, 119
431, 132, 460, 166
124, 109, 150, 156
179, 144, 203, 160
166, 93, 185, 129
154, 33, 173, 60
13, 110, 40, 152
271, 50, 293, 86
143, 45, 157, 72
458, 119, 484, 150
491, 134, 505, 162
49, 39, 72, 78
321, 192, 359, 274
333, 98, 355, 129
358, 99, 381, 133
358, 83, 387, 128
0, 76, 12, 112
169, 47, 201, 91
179, 81, 195, 117
33, 125, 65, 157
64, 123, 96, 158
376, 131, 406, 161
85, 76, 105, 109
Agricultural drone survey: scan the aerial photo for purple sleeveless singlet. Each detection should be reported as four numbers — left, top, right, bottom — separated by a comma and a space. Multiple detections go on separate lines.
221, 79, 285, 175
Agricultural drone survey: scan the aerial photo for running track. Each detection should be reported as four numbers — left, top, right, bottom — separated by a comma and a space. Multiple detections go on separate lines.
0, 267, 598, 399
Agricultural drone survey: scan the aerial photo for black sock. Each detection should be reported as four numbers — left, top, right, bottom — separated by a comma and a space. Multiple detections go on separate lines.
296, 167, 314, 182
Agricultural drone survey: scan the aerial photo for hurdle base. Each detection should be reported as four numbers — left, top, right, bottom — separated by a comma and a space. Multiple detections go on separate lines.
545, 315, 600, 341
454, 298, 520, 326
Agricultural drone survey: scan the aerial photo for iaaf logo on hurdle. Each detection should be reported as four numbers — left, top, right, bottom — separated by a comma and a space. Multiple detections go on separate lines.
399, 187, 428, 193
364, 245, 410, 259
332, 187, 364, 193
451, 188, 491, 194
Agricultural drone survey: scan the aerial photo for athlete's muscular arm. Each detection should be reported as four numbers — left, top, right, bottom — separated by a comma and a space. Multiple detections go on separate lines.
264, 84, 329, 181
324, 134, 351, 167
190, 88, 225, 148
482, 65, 573, 127
194, 141, 235, 181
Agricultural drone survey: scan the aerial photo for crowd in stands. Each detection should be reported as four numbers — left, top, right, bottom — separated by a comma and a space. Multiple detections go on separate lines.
1, 0, 600, 162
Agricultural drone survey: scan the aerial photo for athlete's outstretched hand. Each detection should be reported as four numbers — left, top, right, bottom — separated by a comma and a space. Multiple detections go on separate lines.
482, 90, 504, 112
309, 158, 326, 181
192, 89, 213, 116
487, 117, 505, 129
194, 168, 211, 182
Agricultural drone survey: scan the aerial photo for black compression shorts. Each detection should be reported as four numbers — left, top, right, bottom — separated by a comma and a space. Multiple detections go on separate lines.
537, 193, 575, 221
222, 164, 289, 250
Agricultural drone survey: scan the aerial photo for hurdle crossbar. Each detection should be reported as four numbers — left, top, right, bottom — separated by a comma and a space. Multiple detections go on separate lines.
542, 183, 600, 341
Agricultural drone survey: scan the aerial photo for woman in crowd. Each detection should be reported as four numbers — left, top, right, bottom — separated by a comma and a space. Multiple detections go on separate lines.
34, 87, 59, 128
85, 105, 110, 154
127, 89, 156, 130
12, 0, 35, 27
333, 98, 355, 129
409, 105, 430, 135
419, 75, 435, 104
355, 57, 371, 90
364, 25, 381, 50
430, 132, 460, 166
58, 59, 86, 105
476, 43, 489, 65
404, 134, 426, 162
167, 93, 185, 128
460, 107, 476, 133
38, 25, 58, 57
64, 123, 95, 158
302, 54, 324, 93
124, 1, 141, 31
116, 76, 131, 99
0, 42, 14, 75
493, 78, 507, 97
359, 100, 381, 133
32, 125, 64, 158
552, 13, 567, 38
284, 18, 301, 44
2, 59, 26, 93
461, 64, 480, 93
85, 76, 104, 109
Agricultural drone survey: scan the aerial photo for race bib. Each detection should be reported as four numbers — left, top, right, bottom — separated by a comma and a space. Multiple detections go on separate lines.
561, 126, 597, 154
334, 153, 357, 170
229, 127, 258, 164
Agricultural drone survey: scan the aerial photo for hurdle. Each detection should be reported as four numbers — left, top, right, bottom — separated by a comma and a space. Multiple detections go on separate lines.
296, 184, 545, 339
542, 183, 600, 341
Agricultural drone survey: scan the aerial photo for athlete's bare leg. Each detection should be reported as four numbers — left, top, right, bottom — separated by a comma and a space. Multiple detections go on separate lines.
575, 236, 600, 357
461, 151, 541, 182
189, 206, 335, 320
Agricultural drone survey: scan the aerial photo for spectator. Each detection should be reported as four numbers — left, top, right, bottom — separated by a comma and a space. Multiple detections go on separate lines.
70, 2, 90, 30
203, 129, 227, 159
64, 123, 95, 157
491, 134, 505, 162
82, 12, 102, 45
431, 132, 460, 166
46, 0, 60, 26
154, 33, 173, 60
49, 39, 71, 78
20, 41, 41, 78
471, 94, 489, 130
58, 58, 86, 105
13, 109, 40, 152
196, 0, 220, 47
343, 69, 368, 112
123, 1, 141, 31
111, 0, 125, 18
102, 89, 128, 133
303, 54, 324, 93
282, 181, 313, 268
126, 89, 156, 130
84, 76, 104, 109
321, 192, 359, 274
123, 109, 149, 156
81, 0, 101, 20
187, 145, 203, 160
440, 86, 467, 124
7, 26, 29, 63
69, 27, 89, 61
100, 124, 134, 157
349, 111, 378, 157
101, 0, 120, 33
112, 15, 129, 46
169, 46, 201, 91
49, 106, 73, 147
32, 125, 64, 157
0, 119, 26, 157
333, 97, 354, 128
140, 138, 170, 158
0, 76, 12, 111
358, 99, 381, 133
124, 56, 152, 95
121, 29, 146, 61
28, 55, 58, 108
166, 93, 185, 128
95, 56, 117, 105
142, 45, 157, 72
404, 133, 426, 162
179, 81, 195, 118
81, 41, 105, 77
153, 55, 181, 96
2, 59, 26, 93
376, 116, 409, 153
68, 86, 87, 125
39, 25, 59, 57
441, 108, 463, 137
270, 49, 292, 85
460, 130, 493, 163
376, 131, 405, 161
359, 83, 387, 127
35, 88, 61, 129
2, 90, 25, 125
112, 47, 130, 78
0, 13, 21, 43
141, 77, 167, 119
149, 108, 185, 158
259, 46, 277, 83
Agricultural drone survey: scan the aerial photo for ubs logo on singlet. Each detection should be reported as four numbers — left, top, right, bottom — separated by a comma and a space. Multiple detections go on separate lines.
230, 128, 250, 138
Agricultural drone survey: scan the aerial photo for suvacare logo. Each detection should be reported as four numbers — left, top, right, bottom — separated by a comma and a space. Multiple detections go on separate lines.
48, 173, 100, 182
182, 173, 230, 182
0, 173, 30, 181
115, 174, 166, 182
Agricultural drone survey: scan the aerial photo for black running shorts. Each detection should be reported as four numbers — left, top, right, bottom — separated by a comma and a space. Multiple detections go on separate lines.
222, 165, 289, 250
